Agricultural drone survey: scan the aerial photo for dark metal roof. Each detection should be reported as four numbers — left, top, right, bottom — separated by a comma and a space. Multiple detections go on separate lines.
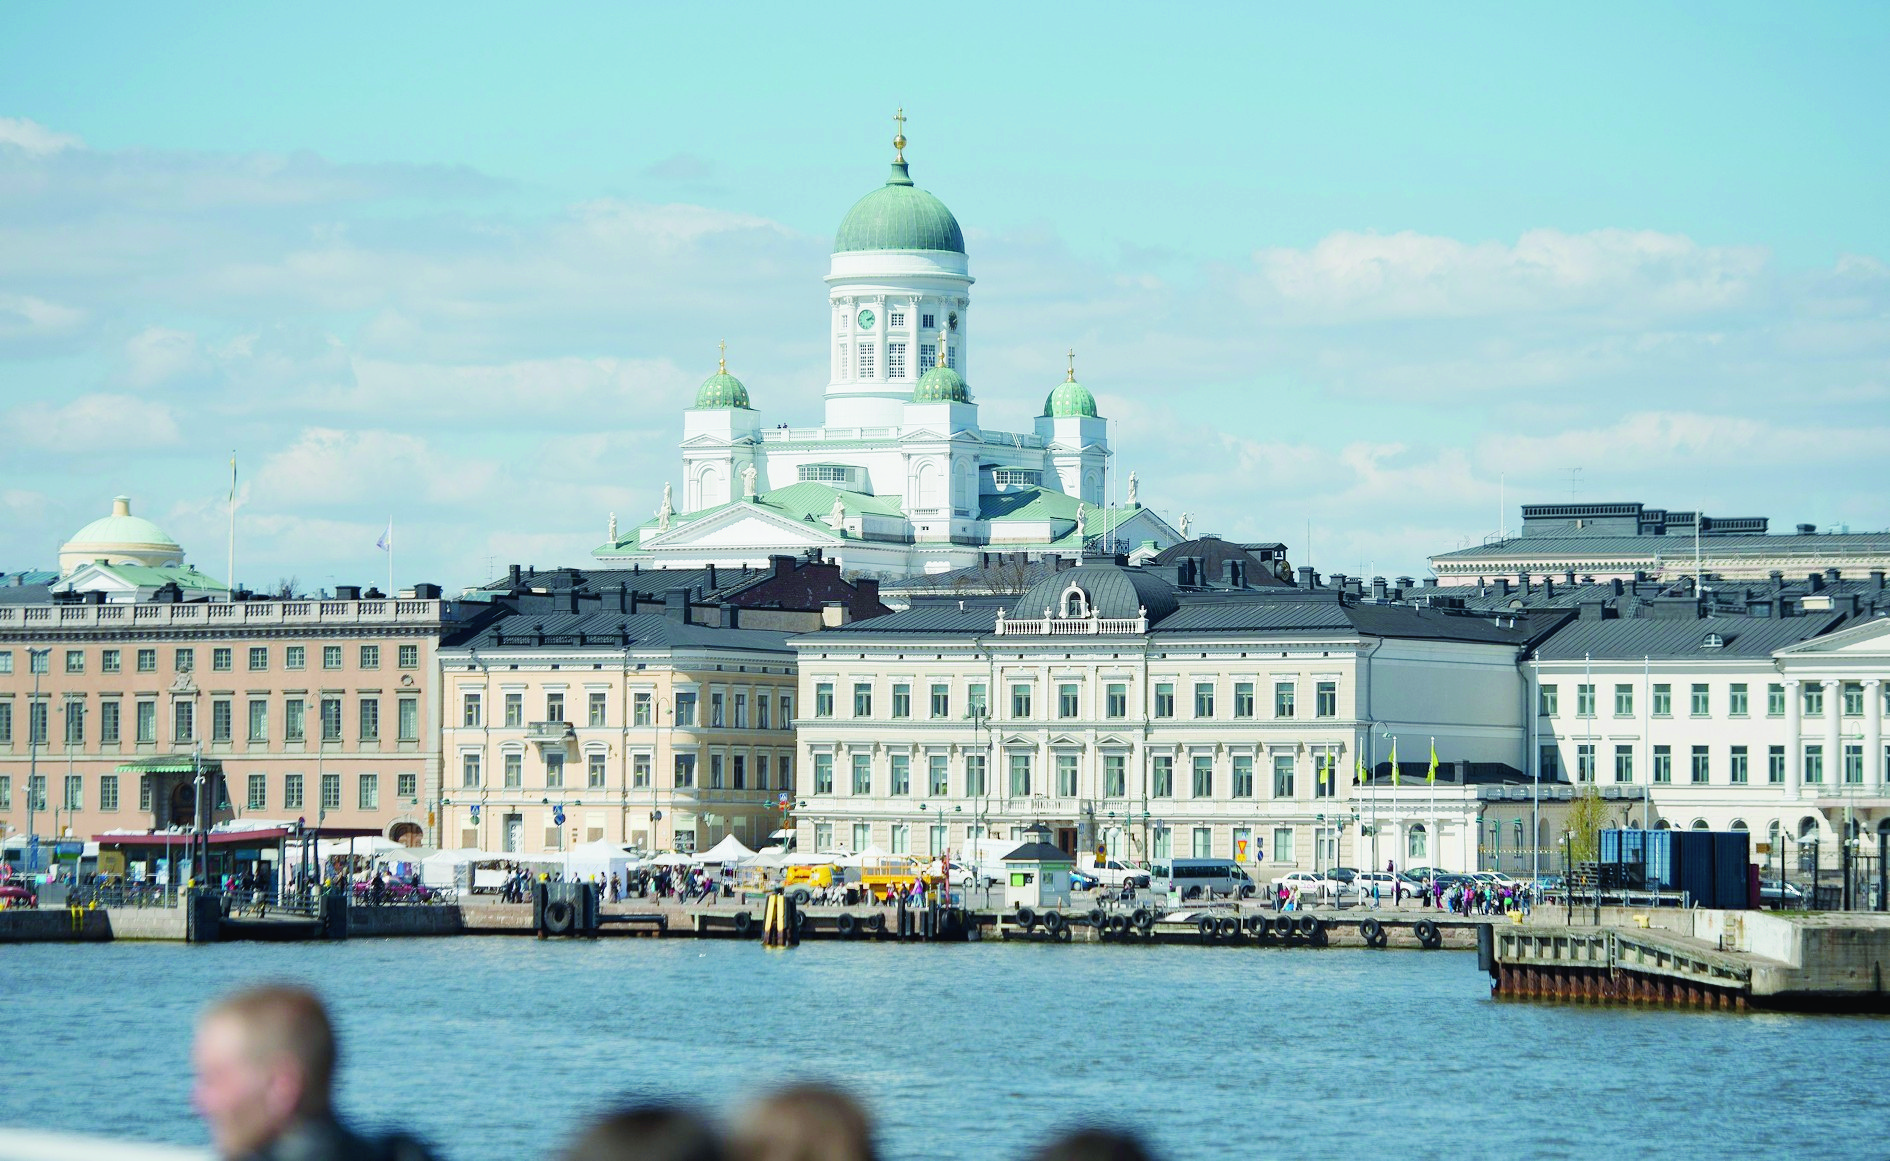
798, 600, 1003, 639
1528, 612, 1844, 661
1434, 531, 1890, 562
1013, 559, 1180, 622
446, 607, 791, 653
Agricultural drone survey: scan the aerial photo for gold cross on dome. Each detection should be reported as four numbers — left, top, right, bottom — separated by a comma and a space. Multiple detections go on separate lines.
1067, 349, 1076, 381
718, 339, 727, 373
893, 108, 907, 162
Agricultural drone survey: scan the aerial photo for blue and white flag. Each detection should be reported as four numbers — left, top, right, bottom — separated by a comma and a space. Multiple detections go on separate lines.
376, 520, 392, 552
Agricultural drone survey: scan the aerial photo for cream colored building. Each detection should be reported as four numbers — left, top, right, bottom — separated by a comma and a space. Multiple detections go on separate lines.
788, 558, 1542, 875
437, 589, 799, 855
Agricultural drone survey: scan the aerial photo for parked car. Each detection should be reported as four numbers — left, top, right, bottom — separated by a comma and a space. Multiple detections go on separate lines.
1069, 868, 1101, 891
1758, 879, 1807, 907
1325, 867, 1360, 885
1152, 858, 1257, 900
1354, 871, 1405, 900
1269, 870, 1347, 900
1078, 856, 1152, 890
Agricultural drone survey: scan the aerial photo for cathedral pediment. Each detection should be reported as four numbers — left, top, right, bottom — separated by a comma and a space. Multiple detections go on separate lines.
642, 502, 844, 550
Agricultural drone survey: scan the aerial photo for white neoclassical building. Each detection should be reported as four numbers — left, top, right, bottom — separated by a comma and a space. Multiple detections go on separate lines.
596, 124, 1180, 578
784, 557, 1544, 876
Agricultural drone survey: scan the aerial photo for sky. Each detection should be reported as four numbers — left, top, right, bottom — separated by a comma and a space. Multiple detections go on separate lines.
1, 2, 1886, 593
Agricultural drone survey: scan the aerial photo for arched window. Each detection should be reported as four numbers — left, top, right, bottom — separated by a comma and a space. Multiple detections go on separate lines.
1878, 819, 1890, 835
1407, 823, 1428, 862
1059, 584, 1091, 619
1798, 816, 1820, 839
1653, 819, 1670, 830
1729, 819, 1748, 832
1690, 819, 1710, 830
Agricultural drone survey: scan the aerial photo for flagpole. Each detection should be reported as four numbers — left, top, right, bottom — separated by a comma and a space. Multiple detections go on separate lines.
227, 452, 237, 599
388, 516, 395, 597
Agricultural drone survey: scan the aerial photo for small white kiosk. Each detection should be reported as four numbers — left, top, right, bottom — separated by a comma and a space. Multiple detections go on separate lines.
1001, 841, 1075, 911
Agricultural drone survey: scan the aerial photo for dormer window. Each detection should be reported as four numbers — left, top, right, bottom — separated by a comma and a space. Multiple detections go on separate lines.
1702, 633, 1725, 649
992, 468, 1041, 487
1059, 584, 1091, 619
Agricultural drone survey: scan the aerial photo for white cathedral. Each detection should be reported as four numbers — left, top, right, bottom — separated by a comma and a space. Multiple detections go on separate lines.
595, 121, 1182, 578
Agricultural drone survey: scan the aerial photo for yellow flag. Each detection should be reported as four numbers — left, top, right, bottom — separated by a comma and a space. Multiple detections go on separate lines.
1390, 740, 1399, 786
1427, 739, 1439, 784
1355, 755, 1366, 786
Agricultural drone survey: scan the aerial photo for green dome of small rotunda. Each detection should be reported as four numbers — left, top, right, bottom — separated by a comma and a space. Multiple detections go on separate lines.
1042, 350, 1098, 418
834, 115, 965, 255
913, 364, 970, 403
694, 342, 752, 409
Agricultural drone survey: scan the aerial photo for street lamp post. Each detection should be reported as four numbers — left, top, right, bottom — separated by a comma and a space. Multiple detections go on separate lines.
26, 648, 49, 870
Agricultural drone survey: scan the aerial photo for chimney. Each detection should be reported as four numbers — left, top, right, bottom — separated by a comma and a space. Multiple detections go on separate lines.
335, 584, 361, 601
821, 600, 851, 628
412, 582, 442, 599
1494, 578, 1511, 596
772, 554, 795, 578
1797, 523, 1817, 535
1371, 576, 1388, 601
1871, 571, 1886, 591
1579, 599, 1606, 621
1345, 576, 1363, 596
1824, 567, 1841, 584
1224, 560, 1242, 587
1808, 572, 1824, 592
1563, 570, 1577, 586
1298, 566, 1315, 588
1542, 578, 1556, 599
1331, 573, 1348, 592
705, 563, 718, 590
1517, 573, 1530, 593
508, 564, 521, 589
1397, 576, 1414, 590
853, 578, 882, 617
664, 588, 691, 623
719, 601, 738, 629
1609, 578, 1624, 596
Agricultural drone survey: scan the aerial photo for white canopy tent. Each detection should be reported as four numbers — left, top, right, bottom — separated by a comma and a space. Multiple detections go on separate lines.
835, 844, 890, 868
566, 840, 639, 881
694, 834, 758, 865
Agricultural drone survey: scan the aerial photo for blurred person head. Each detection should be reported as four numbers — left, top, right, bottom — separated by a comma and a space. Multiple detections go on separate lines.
1029, 1127, 1157, 1161
191, 985, 338, 1158
730, 1084, 876, 1161
562, 1103, 725, 1161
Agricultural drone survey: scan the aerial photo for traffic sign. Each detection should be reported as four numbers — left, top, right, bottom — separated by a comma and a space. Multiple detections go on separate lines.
553, 807, 566, 826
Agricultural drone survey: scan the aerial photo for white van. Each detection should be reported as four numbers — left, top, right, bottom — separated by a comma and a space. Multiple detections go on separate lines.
1078, 855, 1152, 890
1150, 858, 1256, 900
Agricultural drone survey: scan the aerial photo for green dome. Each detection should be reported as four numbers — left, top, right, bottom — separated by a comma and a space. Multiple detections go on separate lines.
694, 369, 751, 409
834, 161, 965, 254
913, 364, 970, 403
1043, 377, 1098, 418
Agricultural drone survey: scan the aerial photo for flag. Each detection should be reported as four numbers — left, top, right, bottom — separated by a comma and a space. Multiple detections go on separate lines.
1390, 740, 1399, 786
376, 520, 392, 552
1319, 754, 1331, 791
1427, 739, 1439, 784
1355, 755, 1366, 786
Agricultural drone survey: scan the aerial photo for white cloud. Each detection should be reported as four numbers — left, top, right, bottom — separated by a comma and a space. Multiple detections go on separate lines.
121, 326, 207, 388
250, 428, 499, 509
0, 117, 80, 155
9, 393, 179, 449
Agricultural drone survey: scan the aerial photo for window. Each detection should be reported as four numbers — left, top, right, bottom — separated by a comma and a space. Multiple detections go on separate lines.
1153, 682, 1174, 718
889, 823, 910, 854
100, 701, 120, 745
1152, 755, 1173, 797
285, 773, 304, 809
921, 312, 936, 330
1315, 753, 1338, 798
1011, 683, 1033, 718
547, 693, 566, 724
101, 649, 121, 674
1104, 754, 1126, 797
965, 754, 986, 797
1188, 827, 1211, 858
1060, 684, 1081, 719
355, 773, 378, 810
589, 692, 607, 728
1804, 685, 1824, 716
212, 647, 232, 672
320, 773, 341, 810
0, 704, 9, 745
1315, 681, 1337, 718
1804, 744, 1824, 785
1691, 746, 1709, 783
462, 694, 482, 727
1767, 746, 1785, 784
814, 821, 834, 850
1406, 825, 1427, 862
890, 753, 910, 795
757, 695, 771, 730
100, 774, 118, 812
285, 646, 305, 670
1106, 683, 1128, 718
755, 754, 767, 790
1630, 745, 1649, 783
887, 341, 906, 379
633, 754, 652, 789
1844, 744, 1864, 785
28, 701, 47, 746
284, 699, 305, 742
0, 651, 10, 675
359, 645, 379, 669
852, 683, 873, 717
503, 693, 522, 728
1234, 682, 1254, 718
65, 700, 86, 745
733, 693, 748, 728
931, 683, 950, 718
175, 648, 194, 673
210, 699, 232, 743
397, 771, 417, 799
1539, 684, 1558, 716
359, 698, 379, 741
1273, 827, 1295, 864
857, 342, 875, 379
398, 698, 418, 742
1274, 682, 1295, 717
504, 753, 522, 788
709, 691, 724, 728
1843, 682, 1865, 717
1057, 753, 1078, 797
584, 752, 606, 789
132, 700, 156, 744
546, 752, 565, 788
1539, 745, 1561, 781
65, 649, 85, 674
634, 693, 654, 726
967, 683, 987, 720
1272, 754, 1295, 798
320, 698, 342, 742
779, 693, 793, 724
1576, 743, 1596, 783
25, 650, 48, 676
1232, 754, 1254, 797
891, 683, 911, 719
1691, 684, 1709, 716
322, 645, 342, 670
1622, 684, 1641, 716
851, 753, 871, 795
1008, 753, 1032, 796
398, 644, 418, 669
28, 776, 45, 812
173, 701, 195, 743
1729, 746, 1748, 784
1576, 683, 1595, 717
929, 754, 948, 796
814, 754, 834, 794
851, 823, 871, 852
675, 691, 696, 727
63, 774, 82, 811
1191, 754, 1213, 798
1767, 683, 1785, 716
246, 646, 267, 671
1729, 684, 1749, 716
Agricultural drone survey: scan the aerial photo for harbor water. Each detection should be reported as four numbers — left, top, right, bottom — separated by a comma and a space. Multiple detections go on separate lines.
5, 938, 1888, 1161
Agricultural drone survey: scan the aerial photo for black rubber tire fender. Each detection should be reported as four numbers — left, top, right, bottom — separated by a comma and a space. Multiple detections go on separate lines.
543, 900, 574, 935
1249, 915, 1271, 939
1216, 916, 1241, 940
789, 888, 811, 906
867, 912, 886, 934
1043, 910, 1067, 935
1054, 924, 1073, 943
835, 912, 857, 937
1131, 908, 1154, 932
1087, 907, 1107, 928
1298, 915, 1321, 938
1360, 917, 1385, 947
732, 910, 753, 935
1015, 907, 1037, 931
1108, 914, 1131, 936
791, 908, 807, 931
1415, 919, 1442, 948
1197, 915, 1218, 943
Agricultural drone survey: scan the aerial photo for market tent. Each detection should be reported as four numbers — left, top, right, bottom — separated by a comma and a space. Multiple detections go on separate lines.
694, 834, 758, 865
566, 840, 638, 880
749, 848, 789, 869
649, 851, 694, 866
836, 844, 889, 868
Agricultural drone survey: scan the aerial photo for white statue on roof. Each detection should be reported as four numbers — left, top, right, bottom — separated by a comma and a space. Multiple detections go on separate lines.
741, 464, 758, 499
1179, 512, 1192, 539
826, 495, 847, 530
1127, 471, 1138, 506
608, 511, 618, 543
1075, 502, 1088, 542
657, 484, 675, 532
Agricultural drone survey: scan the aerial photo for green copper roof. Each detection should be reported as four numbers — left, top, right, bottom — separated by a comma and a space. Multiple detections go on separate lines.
912, 364, 970, 403
834, 161, 966, 255
694, 369, 751, 409
1043, 377, 1098, 418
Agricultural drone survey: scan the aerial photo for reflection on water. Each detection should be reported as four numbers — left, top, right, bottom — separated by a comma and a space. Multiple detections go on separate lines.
6, 938, 1888, 1161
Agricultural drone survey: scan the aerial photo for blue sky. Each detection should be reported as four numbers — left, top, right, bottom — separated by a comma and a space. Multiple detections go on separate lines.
1, 2, 1886, 590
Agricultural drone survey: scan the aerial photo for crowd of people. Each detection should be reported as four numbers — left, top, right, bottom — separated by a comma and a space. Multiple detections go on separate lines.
190, 984, 1154, 1161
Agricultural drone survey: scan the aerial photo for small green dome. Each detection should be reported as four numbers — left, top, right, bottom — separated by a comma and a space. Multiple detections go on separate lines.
694, 369, 751, 409
913, 364, 970, 403
835, 161, 965, 255
1043, 377, 1098, 418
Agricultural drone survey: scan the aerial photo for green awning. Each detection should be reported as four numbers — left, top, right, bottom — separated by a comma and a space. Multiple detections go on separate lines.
114, 756, 223, 774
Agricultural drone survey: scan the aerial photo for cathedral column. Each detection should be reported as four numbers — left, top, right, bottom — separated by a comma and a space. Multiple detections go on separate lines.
1824, 679, 1842, 791
1785, 679, 1802, 798
1864, 680, 1883, 790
